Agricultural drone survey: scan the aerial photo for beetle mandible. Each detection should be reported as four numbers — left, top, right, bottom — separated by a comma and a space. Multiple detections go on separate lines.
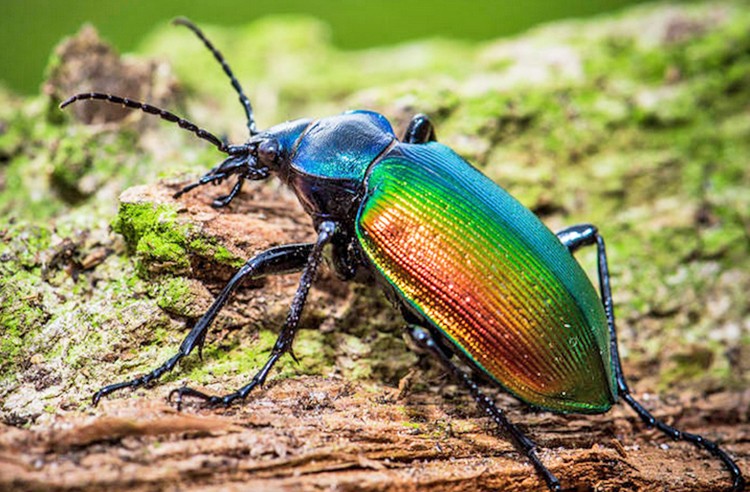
60, 18, 745, 492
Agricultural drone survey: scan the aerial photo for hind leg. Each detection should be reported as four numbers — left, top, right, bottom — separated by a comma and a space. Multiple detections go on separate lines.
557, 223, 745, 491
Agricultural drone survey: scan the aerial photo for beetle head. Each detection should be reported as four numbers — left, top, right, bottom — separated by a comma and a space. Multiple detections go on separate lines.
172, 143, 268, 208
172, 118, 312, 208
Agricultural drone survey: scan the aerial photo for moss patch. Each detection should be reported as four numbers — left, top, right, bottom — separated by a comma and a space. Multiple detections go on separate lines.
112, 199, 245, 279
113, 201, 192, 277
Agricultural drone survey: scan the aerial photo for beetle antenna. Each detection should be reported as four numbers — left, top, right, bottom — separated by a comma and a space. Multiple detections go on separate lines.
173, 17, 257, 136
60, 92, 229, 153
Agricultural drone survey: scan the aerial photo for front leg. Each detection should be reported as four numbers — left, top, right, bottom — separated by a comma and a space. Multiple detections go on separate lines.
173, 151, 270, 208
172, 221, 337, 407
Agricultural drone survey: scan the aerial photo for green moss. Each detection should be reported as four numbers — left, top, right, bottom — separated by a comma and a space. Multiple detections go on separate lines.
0, 106, 32, 161
660, 345, 717, 390
113, 201, 191, 277
64, 329, 104, 369
0, 224, 52, 269
0, 95, 145, 222
49, 130, 139, 204
148, 276, 205, 318
213, 243, 244, 268
700, 224, 746, 259
112, 201, 245, 279
0, 222, 54, 373
181, 328, 334, 385
153, 277, 191, 313
0, 271, 48, 375
187, 237, 244, 269
49, 138, 93, 203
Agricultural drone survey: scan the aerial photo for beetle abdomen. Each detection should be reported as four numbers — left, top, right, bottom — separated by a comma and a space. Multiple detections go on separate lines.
357, 143, 616, 413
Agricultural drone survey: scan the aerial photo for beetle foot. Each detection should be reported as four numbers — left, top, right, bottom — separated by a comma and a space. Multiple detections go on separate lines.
91, 353, 184, 406
169, 386, 222, 410
168, 385, 248, 410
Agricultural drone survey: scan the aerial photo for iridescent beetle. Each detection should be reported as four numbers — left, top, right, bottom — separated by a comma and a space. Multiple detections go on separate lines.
61, 19, 745, 491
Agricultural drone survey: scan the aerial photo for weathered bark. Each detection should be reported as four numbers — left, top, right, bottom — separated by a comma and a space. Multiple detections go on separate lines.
1, 379, 747, 491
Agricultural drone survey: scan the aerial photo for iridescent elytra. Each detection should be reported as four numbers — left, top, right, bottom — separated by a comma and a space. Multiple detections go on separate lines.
60, 18, 745, 491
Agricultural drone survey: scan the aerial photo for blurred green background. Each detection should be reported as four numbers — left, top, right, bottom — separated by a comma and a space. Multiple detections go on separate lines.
1, 0, 653, 95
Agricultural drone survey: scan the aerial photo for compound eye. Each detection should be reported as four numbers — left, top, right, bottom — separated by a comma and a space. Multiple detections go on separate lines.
258, 139, 280, 166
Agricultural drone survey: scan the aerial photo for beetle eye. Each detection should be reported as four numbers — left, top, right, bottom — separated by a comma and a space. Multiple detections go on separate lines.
258, 139, 280, 165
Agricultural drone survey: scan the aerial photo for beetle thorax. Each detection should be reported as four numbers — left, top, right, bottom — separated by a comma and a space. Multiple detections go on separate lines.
270, 111, 397, 224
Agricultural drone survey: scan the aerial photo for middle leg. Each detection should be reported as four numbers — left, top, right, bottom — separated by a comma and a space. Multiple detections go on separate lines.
172, 221, 338, 407
407, 324, 561, 492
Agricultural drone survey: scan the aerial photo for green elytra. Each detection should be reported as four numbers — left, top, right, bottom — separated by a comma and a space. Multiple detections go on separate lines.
357, 142, 616, 413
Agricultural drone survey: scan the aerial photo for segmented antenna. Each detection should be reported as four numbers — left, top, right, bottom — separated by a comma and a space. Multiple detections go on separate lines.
173, 17, 257, 136
59, 92, 229, 153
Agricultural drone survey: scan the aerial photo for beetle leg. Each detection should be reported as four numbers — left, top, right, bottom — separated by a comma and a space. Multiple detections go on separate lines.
407, 325, 562, 492
402, 113, 437, 144
555, 223, 598, 252
91, 243, 314, 406
330, 236, 366, 281
212, 176, 245, 208
170, 221, 337, 408
557, 224, 746, 491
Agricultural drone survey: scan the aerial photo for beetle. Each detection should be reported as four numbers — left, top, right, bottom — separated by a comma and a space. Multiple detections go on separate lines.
60, 18, 745, 491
